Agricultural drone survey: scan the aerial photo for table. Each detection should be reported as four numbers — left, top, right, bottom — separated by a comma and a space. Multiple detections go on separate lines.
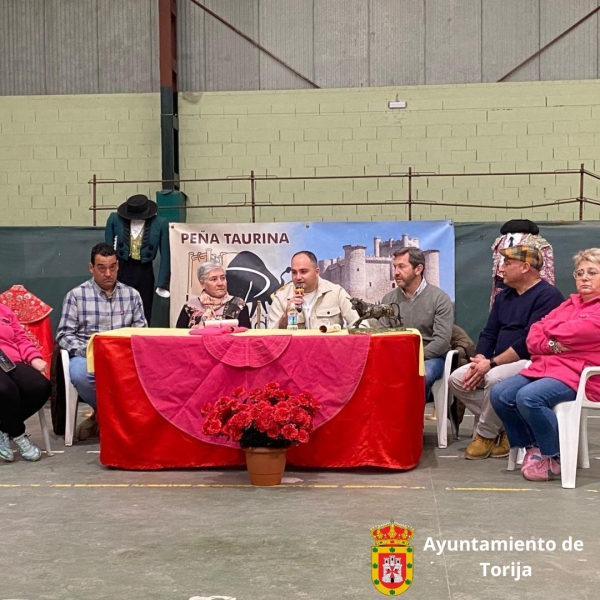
93, 329, 424, 470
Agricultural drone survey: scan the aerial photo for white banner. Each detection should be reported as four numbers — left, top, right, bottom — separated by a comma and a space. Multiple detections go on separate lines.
169, 221, 455, 327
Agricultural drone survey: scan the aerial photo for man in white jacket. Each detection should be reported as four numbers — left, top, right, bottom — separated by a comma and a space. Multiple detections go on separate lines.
267, 251, 359, 330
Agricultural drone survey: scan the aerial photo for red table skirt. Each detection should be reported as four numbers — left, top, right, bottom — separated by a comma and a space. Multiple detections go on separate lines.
94, 334, 424, 470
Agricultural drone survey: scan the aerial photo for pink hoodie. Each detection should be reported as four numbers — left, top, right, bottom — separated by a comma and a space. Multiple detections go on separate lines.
0, 304, 42, 365
521, 294, 600, 401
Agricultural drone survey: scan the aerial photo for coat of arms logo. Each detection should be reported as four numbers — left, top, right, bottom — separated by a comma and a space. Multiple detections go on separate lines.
370, 519, 414, 596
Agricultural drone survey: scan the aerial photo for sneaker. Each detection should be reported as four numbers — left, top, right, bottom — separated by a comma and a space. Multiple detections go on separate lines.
465, 434, 497, 460
76, 415, 99, 441
13, 434, 41, 462
523, 456, 561, 481
490, 431, 510, 458
520, 447, 542, 473
0, 431, 14, 462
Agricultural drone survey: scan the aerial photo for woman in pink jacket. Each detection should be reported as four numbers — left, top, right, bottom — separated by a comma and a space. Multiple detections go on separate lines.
0, 304, 51, 462
491, 248, 600, 482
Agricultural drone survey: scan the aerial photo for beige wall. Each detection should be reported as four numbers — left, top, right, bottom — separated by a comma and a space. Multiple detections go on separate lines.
2, 80, 600, 226
0, 94, 160, 226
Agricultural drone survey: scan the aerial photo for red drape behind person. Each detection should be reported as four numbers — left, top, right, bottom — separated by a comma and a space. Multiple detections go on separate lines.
0, 285, 53, 377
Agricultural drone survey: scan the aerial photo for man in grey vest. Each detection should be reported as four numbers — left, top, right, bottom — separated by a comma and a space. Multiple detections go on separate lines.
376, 247, 453, 404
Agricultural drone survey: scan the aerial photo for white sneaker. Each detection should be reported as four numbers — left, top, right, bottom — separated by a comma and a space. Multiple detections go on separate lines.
13, 434, 41, 462
0, 431, 14, 462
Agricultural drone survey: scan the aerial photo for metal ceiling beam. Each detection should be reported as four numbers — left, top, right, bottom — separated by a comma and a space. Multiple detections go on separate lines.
158, 0, 179, 190
498, 5, 600, 82
187, 0, 320, 89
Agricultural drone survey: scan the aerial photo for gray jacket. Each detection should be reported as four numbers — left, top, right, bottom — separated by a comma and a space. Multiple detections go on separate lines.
378, 283, 453, 359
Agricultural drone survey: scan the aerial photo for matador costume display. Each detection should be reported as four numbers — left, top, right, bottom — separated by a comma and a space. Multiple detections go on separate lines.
0, 284, 53, 376
490, 219, 555, 309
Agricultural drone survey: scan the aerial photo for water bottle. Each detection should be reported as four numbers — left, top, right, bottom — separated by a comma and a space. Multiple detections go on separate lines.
287, 303, 299, 330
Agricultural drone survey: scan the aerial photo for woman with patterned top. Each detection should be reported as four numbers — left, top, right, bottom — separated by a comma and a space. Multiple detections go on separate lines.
176, 260, 251, 329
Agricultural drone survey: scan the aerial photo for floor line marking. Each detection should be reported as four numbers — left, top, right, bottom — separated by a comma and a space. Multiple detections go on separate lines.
3, 483, 595, 491
73, 483, 131, 487
343, 485, 426, 489
446, 486, 540, 492
0, 483, 426, 489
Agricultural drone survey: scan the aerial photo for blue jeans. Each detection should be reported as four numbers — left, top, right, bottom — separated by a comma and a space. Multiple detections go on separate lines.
490, 374, 576, 457
69, 357, 97, 410
425, 356, 446, 403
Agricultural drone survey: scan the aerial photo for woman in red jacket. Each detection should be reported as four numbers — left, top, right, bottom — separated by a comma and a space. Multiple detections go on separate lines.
0, 304, 51, 462
491, 248, 600, 482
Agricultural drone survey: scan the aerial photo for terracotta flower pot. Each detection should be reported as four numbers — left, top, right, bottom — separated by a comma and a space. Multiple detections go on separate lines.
244, 447, 287, 486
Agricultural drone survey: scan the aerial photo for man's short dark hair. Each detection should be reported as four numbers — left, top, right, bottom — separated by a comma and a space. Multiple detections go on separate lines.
91, 242, 117, 265
393, 247, 426, 271
292, 250, 318, 267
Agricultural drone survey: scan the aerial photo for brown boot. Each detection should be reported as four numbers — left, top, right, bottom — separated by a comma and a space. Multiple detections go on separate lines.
76, 414, 99, 441
490, 431, 510, 458
465, 434, 496, 460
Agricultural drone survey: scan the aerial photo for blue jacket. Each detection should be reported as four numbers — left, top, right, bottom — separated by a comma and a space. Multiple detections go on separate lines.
476, 280, 564, 360
105, 213, 171, 290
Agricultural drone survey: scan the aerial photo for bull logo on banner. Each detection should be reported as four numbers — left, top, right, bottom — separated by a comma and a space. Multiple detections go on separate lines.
188, 250, 290, 322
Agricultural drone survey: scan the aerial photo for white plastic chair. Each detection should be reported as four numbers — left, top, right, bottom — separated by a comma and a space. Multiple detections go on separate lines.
507, 447, 526, 471
508, 366, 600, 489
60, 348, 80, 447
431, 350, 458, 448
554, 366, 600, 488
36, 406, 53, 457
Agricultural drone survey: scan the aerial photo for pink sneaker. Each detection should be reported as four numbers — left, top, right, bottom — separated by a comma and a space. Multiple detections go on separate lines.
523, 456, 561, 482
520, 447, 542, 473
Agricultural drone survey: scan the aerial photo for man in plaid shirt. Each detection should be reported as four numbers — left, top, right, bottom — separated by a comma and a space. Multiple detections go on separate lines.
57, 242, 147, 440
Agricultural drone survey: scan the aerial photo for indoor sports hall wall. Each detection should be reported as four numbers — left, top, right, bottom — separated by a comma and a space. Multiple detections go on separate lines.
3, 79, 600, 226
0, 221, 597, 341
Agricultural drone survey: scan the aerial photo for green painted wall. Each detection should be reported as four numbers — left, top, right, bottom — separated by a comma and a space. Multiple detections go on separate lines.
3, 80, 600, 226
1, 223, 597, 342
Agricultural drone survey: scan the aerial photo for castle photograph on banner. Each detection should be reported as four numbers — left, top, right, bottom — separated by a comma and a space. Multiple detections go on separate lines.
169, 221, 455, 327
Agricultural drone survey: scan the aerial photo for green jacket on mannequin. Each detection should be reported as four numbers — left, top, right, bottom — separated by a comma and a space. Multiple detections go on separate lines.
105, 213, 171, 291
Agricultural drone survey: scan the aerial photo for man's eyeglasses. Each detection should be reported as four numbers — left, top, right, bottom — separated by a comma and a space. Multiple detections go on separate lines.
573, 269, 600, 279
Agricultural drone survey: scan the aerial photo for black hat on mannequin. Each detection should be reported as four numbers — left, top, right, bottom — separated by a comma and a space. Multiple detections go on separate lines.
117, 194, 158, 220
500, 219, 539, 235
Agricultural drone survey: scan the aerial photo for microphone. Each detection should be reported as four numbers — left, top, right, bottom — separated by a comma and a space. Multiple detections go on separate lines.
294, 282, 305, 310
223, 298, 244, 320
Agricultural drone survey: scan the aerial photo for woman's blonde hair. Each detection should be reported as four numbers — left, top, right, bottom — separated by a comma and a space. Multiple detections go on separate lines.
573, 248, 600, 269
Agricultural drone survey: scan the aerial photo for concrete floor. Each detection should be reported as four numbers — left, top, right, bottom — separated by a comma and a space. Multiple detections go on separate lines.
1, 408, 599, 600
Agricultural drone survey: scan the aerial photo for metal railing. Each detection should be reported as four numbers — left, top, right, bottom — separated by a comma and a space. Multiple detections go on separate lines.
89, 163, 600, 226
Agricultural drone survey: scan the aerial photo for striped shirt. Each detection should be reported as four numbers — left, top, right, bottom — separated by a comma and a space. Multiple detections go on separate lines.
56, 279, 146, 357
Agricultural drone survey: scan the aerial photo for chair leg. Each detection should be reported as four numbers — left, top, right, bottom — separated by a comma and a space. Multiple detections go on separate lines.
38, 408, 53, 457
65, 390, 78, 447
578, 409, 590, 469
507, 447, 519, 471
432, 380, 447, 449
556, 404, 582, 489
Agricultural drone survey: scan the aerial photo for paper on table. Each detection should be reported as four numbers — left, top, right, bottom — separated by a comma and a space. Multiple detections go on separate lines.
319, 324, 342, 333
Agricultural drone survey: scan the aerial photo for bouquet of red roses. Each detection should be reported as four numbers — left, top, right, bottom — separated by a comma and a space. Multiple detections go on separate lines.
201, 382, 320, 449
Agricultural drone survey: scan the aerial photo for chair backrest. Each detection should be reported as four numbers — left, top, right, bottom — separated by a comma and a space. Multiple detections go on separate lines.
579, 367, 600, 410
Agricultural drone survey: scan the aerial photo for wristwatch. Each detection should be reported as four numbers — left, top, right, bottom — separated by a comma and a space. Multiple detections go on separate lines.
548, 339, 561, 354
489, 359, 498, 369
